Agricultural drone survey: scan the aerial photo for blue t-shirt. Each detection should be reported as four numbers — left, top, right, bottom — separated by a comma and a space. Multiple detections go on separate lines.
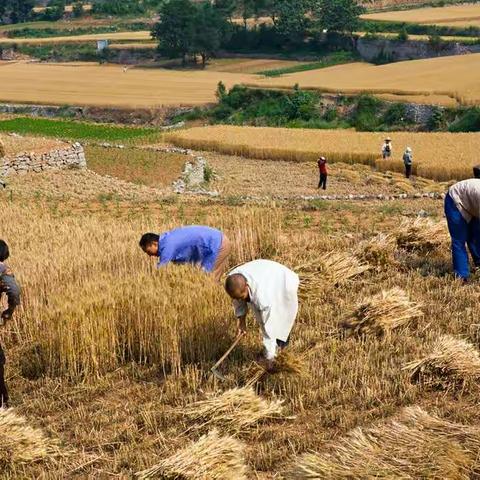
157, 226, 223, 272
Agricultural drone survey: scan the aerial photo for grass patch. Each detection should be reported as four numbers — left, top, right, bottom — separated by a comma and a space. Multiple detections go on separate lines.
0, 117, 157, 143
85, 145, 185, 187
258, 52, 357, 77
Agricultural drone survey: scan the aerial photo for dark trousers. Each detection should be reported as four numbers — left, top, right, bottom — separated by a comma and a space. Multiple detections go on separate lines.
405, 164, 412, 178
0, 344, 7, 408
318, 173, 327, 190
445, 193, 480, 280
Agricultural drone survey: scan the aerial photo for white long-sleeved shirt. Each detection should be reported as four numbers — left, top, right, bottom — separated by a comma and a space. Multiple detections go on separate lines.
229, 259, 299, 360
449, 179, 480, 223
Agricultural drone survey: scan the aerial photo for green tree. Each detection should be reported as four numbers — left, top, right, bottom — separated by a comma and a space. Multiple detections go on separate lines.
194, 2, 228, 67
152, 0, 197, 64
315, 0, 365, 37
272, 0, 312, 45
72, 2, 85, 18
0, 0, 35, 24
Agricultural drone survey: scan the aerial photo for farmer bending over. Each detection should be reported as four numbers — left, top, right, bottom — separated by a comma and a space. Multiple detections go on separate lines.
445, 166, 480, 281
225, 259, 299, 370
140, 226, 231, 282
0, 240, 21, 408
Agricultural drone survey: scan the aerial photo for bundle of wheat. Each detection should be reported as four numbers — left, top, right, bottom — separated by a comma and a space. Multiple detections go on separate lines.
135, 429, 248, 479
395, 217, 449, 252
297, 252, 370, 297
405, 335, 480, 388
181, 387, 284, 433
0, 140, 5, 158
288, 406, 480, 479
356, 233, 398, 269
0, 409, 59, 465
341, 287, 423, 337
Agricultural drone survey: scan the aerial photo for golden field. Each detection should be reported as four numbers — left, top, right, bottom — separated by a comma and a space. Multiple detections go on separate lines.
251, 53, 480, 106
3, 162, 480, 477
0, 30, 152, 45
167, 125, 480, 181
1, 55, 479, 108
362, 3, 480, 25
0, 62, 258, 108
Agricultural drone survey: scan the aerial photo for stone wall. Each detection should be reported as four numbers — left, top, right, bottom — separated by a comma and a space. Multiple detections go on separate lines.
1, 142, 86, 176
357, 37, 480, 63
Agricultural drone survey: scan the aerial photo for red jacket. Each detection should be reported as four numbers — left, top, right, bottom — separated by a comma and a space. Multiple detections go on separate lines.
318, 160, 327, 175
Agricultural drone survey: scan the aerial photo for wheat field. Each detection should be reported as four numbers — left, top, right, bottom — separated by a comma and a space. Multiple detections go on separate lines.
0, 62, 257, 108
3, 174, 480, 477
250, 54, 480, 106
0, 31, 152, 45
167, 125, 480, 181
362, 3, 480, 26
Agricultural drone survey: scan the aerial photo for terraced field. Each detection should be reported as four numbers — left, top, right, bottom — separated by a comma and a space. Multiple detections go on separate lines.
167, 125, 480, 181
362, 3, 480, 26
251, 53, 480, 106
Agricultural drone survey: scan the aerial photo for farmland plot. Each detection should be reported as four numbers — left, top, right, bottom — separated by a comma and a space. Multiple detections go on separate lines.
167, 125, 480, 181
362, 3, 480, 26
0, 62, 258, 107
251, 53, 480, 106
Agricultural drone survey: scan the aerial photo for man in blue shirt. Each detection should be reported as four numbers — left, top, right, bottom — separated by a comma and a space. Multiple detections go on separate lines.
139, 225, 232, 282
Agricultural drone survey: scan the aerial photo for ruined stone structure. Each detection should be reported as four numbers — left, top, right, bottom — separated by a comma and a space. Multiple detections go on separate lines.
1, 142, 86, 176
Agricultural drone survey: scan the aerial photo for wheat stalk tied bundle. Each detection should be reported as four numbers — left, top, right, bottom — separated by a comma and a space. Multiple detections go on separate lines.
405, 335, 480, 389
135, 429, 248, 480
180, 387, 284, 433
395, 217, 449, 252
341, 287, 423, 337
288, 406, 480, 479
0, 409, 61, 466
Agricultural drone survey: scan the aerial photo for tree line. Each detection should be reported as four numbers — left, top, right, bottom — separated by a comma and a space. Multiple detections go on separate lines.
153, 0, 365, 66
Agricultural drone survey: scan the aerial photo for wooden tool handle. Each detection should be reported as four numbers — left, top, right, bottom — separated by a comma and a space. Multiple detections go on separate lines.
212, 333, 244, 370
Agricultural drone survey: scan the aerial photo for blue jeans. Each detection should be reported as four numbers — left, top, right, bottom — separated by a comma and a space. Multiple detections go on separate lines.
445, 193, 480, 279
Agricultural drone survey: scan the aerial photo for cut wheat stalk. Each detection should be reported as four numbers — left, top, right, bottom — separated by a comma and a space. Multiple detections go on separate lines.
180, 387, 284, 433
405, 335, 480, 389
0, 409, 61, 466
296, 252, 370, 299
395, 217, 449, 252
341, 287, 423, 337
287, 406, 480, 479
356, 233, 398, 269
135, 429, 248, 480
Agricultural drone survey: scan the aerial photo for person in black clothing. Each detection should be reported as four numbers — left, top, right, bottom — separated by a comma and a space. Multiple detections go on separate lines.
0, 240, 20, 408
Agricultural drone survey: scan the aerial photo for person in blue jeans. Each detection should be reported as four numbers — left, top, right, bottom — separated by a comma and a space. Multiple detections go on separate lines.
445, 167, 480, 280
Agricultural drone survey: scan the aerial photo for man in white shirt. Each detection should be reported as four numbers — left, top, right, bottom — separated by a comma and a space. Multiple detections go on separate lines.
225, 259, 300, 369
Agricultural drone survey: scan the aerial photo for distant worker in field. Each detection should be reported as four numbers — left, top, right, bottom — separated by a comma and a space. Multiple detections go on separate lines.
445, 167, 480, 281
139, 226, 232, 282
0, 240, 21, 408
382, 137, 392, 159
318, 156, 328, 190
403, 147, 413, 179
225, 259, 299, 370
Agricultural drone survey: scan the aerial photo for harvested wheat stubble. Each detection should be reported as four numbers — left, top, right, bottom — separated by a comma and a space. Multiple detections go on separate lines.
356, 233, 398, 269
405, 335, 480, 389
394, 217, 449, 252
135, 429, 248, 480
288, 406, 480, 479
180, 387, 284, 432
341, 287, 423, 337
0, 409, 60, 465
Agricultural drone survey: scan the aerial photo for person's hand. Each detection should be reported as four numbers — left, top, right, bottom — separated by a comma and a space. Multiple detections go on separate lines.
237, 318, 247, 337
259, 357, 275, 373
1, 310, 12, 326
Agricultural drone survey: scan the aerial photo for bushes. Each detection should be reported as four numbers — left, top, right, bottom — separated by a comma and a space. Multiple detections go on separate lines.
448, 108, 480, 132
353, 95, 382, 131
